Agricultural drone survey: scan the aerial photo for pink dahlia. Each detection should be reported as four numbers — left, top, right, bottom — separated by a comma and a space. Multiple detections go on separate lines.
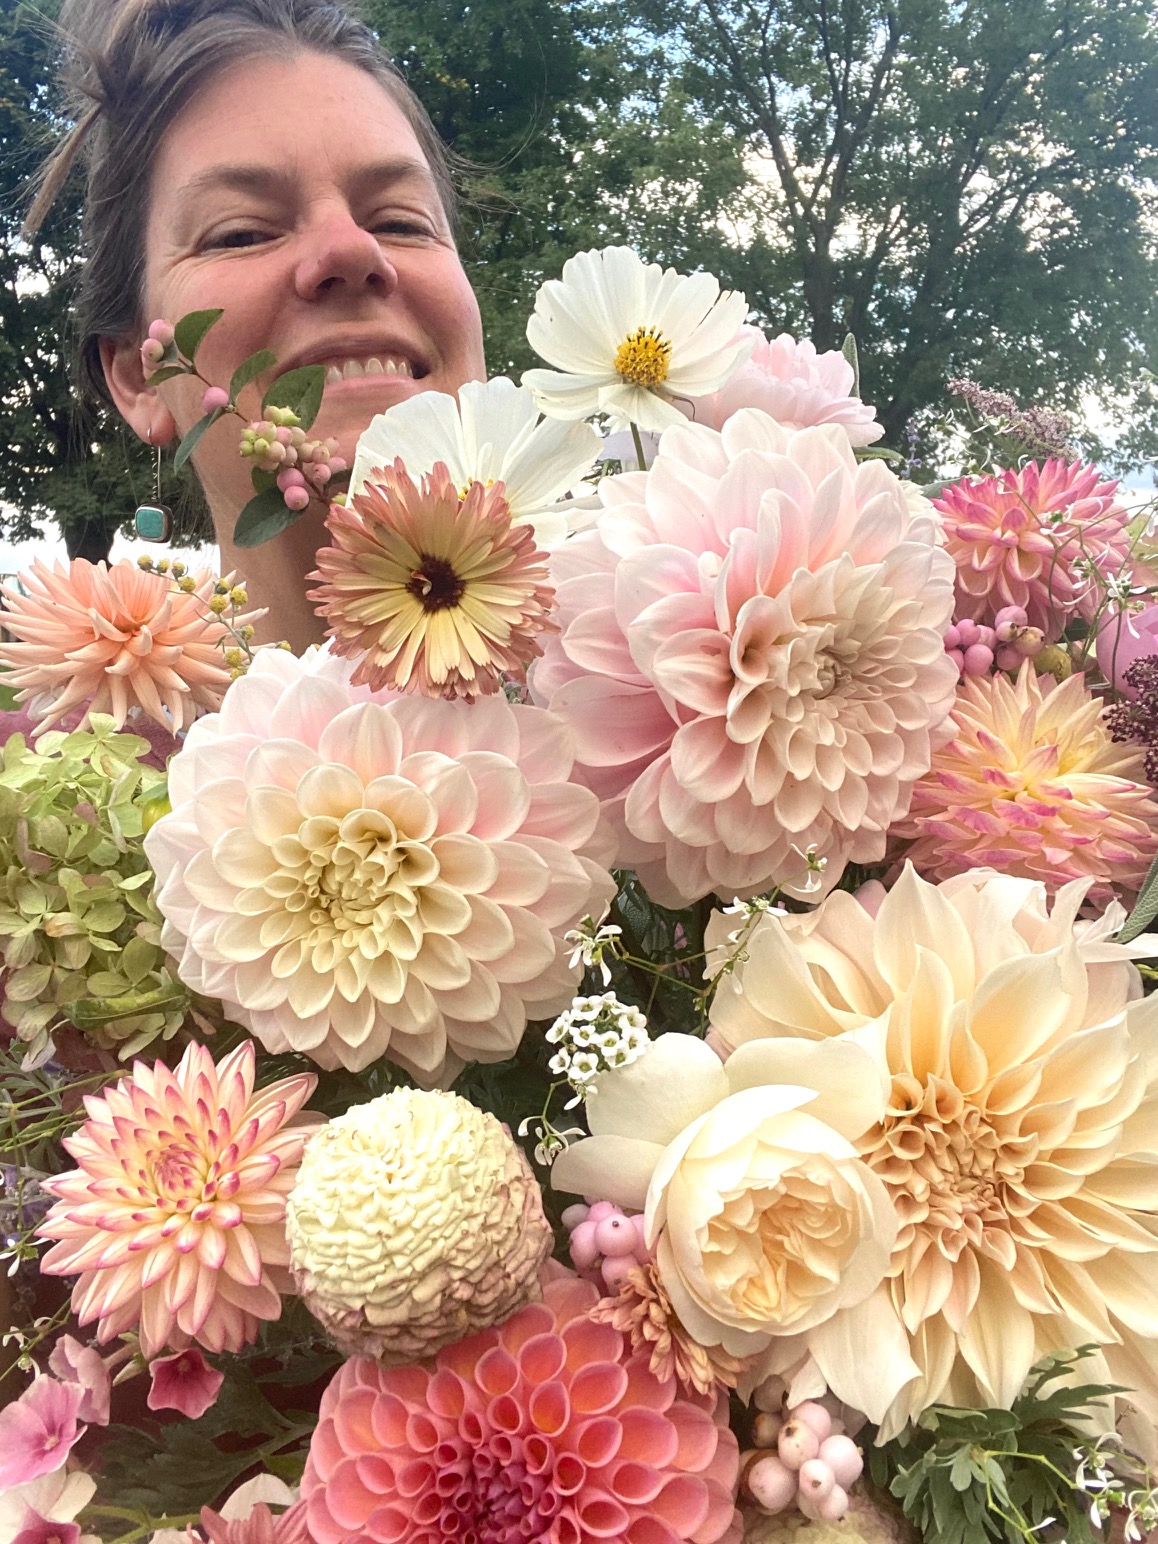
37, 1040, 319, 1357
200, 1500, 313, 1544
0, 558, 261, 734
301, 1273, 742, 1544
144, 647, 615, 1079
533, 413, 957, 904
935, 459, 1132, 640
686, 329, 884, 446
895, 664, 1158, 904
310, 461, 556, 700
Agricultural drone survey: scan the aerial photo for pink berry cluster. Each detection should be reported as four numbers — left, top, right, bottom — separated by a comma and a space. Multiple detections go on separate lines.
742, 1397, 864, 1524
240, 408, 347, 513
562, 1199, 650, 1292
945, 605, 1045, 678
140, 318, 182, 377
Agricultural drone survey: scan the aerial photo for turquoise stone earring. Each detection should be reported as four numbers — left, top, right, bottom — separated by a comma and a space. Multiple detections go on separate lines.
134, 441, 172, 542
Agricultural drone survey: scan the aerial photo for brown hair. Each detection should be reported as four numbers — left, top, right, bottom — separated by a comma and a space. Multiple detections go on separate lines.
28, 0, 459, 407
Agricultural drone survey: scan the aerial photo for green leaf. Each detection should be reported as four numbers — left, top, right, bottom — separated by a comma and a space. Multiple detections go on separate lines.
1116, 847, 1158, 943
949, 1447, 980, 1492
173, 307, 224, 361
233, 484, 302, 547
841, 332, 860, 396
229, 347, 278, 402
263, 365, 326, 431
856, 444, 905, 463
173, 409, 224, 473
139, 363, 189, 387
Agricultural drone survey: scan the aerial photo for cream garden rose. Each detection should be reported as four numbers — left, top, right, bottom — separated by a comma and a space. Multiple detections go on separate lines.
551, 1034, 898, 1359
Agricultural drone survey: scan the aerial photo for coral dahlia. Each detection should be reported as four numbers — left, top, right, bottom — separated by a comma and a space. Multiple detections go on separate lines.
686, 329, 884, 447
301, 1273, 742, 1544
895, 665, 1158, 905
533, 413, 957, 903
936, 459, 1132, 639
37, 1040, 319, 1357
0, 558, 259, 734
310, 460, 556, 699
145, 648, 615, 1079
708, 865, 1158, 1438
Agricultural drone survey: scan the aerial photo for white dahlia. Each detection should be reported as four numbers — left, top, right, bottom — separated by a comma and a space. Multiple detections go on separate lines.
286, 1088, 552, 1362
145, 648, 616, 1080
708, 864, 1158, 1438
532, 412, 958, 904
347, 377, 602, 547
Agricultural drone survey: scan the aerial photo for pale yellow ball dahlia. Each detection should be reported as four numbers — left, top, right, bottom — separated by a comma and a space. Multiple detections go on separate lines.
286, 1088, 553, 1362
708, 864, 1158, 1440
144, 647, 615, 1080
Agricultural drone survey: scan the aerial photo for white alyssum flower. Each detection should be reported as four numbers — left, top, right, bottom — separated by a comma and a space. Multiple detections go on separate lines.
347, 376, 602, 547
564, 916, 624, 986
545, 990, 650, 1106
523, 247, 752, 433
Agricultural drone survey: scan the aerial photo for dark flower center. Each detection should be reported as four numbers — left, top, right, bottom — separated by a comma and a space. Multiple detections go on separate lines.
408, 556, 466, 612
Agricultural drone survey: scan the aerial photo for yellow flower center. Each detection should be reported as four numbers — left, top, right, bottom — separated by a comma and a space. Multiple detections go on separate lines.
613, 326, 672, 387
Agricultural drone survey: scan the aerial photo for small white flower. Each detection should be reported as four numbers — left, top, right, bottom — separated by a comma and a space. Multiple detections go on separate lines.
569, 1051, 601, 1082
547, 1050, 570, 1076
348, 377, 602, 548
523, 247, 752, 433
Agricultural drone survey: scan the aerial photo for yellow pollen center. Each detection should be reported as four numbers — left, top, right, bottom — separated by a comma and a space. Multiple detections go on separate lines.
614, 327, 672, 387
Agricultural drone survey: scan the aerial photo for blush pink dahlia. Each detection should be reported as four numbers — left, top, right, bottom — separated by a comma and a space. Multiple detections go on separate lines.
686, 330, 884, 447
0, 558, 259, 734
895, 665, 1158, 905
145, 648, 615, 1079
301, 1273, 742, 1544
533, 413, 957, 903
936, 459, 1132, 640
36, 1040, 319, 1358
310, 461, 556, 700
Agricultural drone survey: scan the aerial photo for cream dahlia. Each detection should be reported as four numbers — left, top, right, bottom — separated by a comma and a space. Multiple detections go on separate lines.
936, 459, 1132, 639
895, 665, 1158, 905
144, 648, 615, 1079
708, 864, 1158, 1438
523, 245, 752, 431
532, 412, 958, 903
310, 460, 556, 699
301, 1273, 742, 1544
287, 1088, 552, 1362
347, 377, 602, 547
687, 329, 884, 446
36, 1040, 319, 1358
0, 558, 261, 733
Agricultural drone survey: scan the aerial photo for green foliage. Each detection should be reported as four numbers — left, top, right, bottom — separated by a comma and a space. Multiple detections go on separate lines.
871, 1348, 1123, 1544
0, 718, 188, 1061
1116, 847, 1158, 943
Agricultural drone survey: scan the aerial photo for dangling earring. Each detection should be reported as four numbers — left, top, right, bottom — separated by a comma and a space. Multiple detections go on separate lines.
134, 431, 172, 543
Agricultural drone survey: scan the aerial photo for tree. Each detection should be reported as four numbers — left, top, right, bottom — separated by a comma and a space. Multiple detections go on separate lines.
637, 0, 1158, 459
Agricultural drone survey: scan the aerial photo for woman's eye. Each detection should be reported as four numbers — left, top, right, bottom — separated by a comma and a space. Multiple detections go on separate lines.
374, 217, 435, 238
206, 228, 273, 250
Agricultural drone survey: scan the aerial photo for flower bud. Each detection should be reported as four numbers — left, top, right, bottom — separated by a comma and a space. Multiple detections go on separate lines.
818, 1434, 863, 1490
745, 1454, 797, 1514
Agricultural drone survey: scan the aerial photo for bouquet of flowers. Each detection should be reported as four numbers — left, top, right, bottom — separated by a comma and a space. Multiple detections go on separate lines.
2, 245, 1158, 1544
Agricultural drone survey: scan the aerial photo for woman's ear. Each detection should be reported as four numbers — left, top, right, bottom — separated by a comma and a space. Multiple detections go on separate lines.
99, 334, 178, 445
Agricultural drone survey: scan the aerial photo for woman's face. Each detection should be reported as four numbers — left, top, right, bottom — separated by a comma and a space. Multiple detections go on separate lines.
104, 50, 486, 527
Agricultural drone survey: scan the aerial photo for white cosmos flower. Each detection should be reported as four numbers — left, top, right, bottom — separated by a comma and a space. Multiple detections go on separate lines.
522, 246, 752, 433
348, 377, 601, 547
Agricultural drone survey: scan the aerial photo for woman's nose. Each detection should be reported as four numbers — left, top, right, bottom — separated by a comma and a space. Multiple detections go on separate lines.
293, 208, 398, 300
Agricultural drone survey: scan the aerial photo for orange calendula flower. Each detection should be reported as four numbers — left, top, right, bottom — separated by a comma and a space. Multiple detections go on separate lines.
309, 458, 556, 699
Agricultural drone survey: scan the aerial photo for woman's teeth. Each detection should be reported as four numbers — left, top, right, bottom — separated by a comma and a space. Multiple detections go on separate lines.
324, 358, 414, 383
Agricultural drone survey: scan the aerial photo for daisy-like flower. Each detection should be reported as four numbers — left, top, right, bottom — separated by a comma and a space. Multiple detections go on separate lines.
310, 460, 556, 699
346, 377, 602, 547
37, 1040, 320, 1357
0, 558, 262, 734
707, 864, 1158, 1439
936, 458, 1132, 639
522, 246, 752, 432
895, 665, 1158, 905
144, 648, 616, 1080
533, 412, 957, 904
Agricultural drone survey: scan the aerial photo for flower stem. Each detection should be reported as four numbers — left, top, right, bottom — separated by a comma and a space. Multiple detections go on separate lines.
630, 422, 648, 472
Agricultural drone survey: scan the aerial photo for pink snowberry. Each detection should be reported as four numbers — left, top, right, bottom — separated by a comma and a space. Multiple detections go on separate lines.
201, 386, 230, 414
798, 1459, 836, 1500
567, 1218, 600, 1272
147, 319, 175, 348
587, 1201, 618, 1222
559, 1204, 589, 1230
283, 485, 310, 512
593, 1215, 636, 1256
818, 1434, 864, 1490
777, 1418, 820, 1471
962, 642, 994, 676
277, 468, 307, 493
752, 1412, 782, 1448
817, 1484, 850, 1521
746, 1454, 798, 1513
599, 1253, 638, 1291
140, 338, 166, 369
